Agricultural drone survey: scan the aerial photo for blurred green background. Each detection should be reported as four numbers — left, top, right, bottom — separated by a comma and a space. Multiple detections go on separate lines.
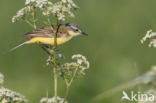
0, 0, 156, 103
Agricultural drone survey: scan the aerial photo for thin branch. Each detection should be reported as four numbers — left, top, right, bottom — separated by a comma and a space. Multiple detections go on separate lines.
24, 19, 34, 28
53, 18, 59, 103
63, 86, 70, 103
63, 68, 78, 103
32, 9, 37, 29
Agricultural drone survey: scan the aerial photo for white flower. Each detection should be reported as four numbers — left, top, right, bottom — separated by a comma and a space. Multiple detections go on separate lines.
13, 0, 78, 22
0, 73, 4, 85
35, 0, 53, 9
141, 30, 156, 47
12, 6, 32, 23
40, 96, 67, 103
148, 39, 156, 47
141, 30, 152, 43
72, 54, 87, 61
72, 54, 90, 70
58, 13, 65, 21
61, 0, 67, 3
67, 0, 79, 8
77, 59, 83, 64
0, 87, 27, 103
25, 0, 49, 5
85, 61, 90, 69
42, 0, 78, 20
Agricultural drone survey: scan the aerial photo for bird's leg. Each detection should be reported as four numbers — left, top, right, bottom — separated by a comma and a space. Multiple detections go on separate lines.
40, 44, 52, 55
39, 44, 54, 65
42, 44, 57, 51
52, 46, 57, 51
39, 44, 59, 65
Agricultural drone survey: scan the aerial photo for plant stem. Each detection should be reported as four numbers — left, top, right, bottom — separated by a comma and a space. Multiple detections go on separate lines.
53, 18, 59, 103
25, 8, 37, 29
63, 68, 78, 103
63, 86, 70, 103
53, 66, 58, 103
24, 19, 34, 28
32, 9, 37, 29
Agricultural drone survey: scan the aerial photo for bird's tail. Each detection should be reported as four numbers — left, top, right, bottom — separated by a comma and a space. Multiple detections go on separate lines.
4, 41, 29, 54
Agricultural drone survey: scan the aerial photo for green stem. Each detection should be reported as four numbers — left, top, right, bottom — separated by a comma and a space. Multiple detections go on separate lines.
63, 86, 70, 103
32, 9, 37, 29
53, 66, 58, 103
53, 18, 59, 103
24, 19, 34, 28
47, 18, 52, 26
63, 68, 78, 103
24, 8, 37, 29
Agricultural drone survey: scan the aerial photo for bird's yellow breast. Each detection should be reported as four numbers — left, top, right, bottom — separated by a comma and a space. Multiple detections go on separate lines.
27, 37, 72, 45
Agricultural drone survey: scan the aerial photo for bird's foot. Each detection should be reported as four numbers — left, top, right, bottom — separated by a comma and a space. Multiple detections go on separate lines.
52, 46, 57, 51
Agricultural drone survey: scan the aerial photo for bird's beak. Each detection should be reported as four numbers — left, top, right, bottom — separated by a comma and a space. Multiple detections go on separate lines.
82, 32, 88, 36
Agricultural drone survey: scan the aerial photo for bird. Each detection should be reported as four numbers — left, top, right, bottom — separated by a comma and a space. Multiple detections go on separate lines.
7, 23, 88, 53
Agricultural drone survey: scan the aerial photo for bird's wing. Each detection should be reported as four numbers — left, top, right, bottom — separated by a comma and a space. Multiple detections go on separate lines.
24, 26, 54, 38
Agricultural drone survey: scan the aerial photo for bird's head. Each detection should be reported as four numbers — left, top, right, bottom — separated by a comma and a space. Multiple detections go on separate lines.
65, 23, 88, 37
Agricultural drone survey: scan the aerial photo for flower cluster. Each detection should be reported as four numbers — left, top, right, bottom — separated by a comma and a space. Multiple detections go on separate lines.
42, 0, 79, 21
12, 0, 78, 23
141, 30, 156, 47
12, 6, 32, 23
25, 0, 53, 7
0, 87, 27, 103
0, 73, 4, 86
59, 54, 90, 80
40, 96, 67, 103
72, 54, 90, 70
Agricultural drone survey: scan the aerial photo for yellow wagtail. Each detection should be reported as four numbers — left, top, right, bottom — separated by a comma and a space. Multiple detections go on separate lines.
8, 23, 88, 53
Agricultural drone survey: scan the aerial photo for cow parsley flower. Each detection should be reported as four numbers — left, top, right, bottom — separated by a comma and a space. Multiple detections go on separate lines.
0, 87, 27, 103
12, 6, 32, 23
72, 54, 90, 70
12, 0, 78, 22
72, 54, 87, 61
25, 0, 36, 5
40, 96, 67, 103
141, 30, 156, 47
12, 0, 53, 23
42, 0, 78, 20
59, 54, 90, 79
25, 0, 53, 7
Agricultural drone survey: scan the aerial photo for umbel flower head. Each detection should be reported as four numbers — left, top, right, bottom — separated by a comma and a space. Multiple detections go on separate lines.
0, 87, 27, 103
40, 96, 67, 103
12, 0, 78, 22
141, 30, 156, 47
43, 0, 79, 21
59, 54, 90, 80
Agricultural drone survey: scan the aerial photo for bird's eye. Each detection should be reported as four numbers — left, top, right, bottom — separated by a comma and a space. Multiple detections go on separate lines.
75, 29, 79, 32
